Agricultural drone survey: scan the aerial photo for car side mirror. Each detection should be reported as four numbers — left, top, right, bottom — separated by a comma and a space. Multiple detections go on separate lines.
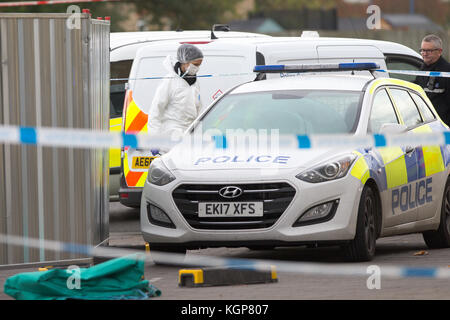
378, 123, 408, 135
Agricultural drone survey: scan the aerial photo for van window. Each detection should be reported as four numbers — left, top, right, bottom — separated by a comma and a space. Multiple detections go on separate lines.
110, 84, 126, 118
385, 55, 422, 82
110, 59, 133, 118
389, 88, 422, 127
369, 89, 398, 133
255, 51, 266, 81
410, 91, 435, 122
132, 54, 255, 114
111, 59, 133, 80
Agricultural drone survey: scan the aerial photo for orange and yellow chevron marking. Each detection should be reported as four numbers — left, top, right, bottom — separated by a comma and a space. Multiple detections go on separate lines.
126, 171, 145, 187
123, 94, 149, 188
125, 100, 148, 134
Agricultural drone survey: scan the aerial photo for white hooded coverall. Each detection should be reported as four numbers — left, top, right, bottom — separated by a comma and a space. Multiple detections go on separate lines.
147, 55, 203, 137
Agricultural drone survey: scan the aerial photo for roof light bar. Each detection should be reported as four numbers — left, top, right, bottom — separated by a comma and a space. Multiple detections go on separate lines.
253, 62, 380, 74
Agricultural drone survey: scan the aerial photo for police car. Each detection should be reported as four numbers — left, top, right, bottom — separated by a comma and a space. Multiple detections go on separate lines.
140, 63, 450, 262
121, 35, 423, 207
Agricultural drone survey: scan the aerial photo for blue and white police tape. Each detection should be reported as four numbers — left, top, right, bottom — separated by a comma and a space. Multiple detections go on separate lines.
377, 69, 450, 78
0, 125, 179, 150
2, 125, 450, 150
1, 233, 450, 280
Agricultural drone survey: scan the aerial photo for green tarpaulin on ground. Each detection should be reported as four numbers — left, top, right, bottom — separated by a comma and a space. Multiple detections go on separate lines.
4, 253, 161, 300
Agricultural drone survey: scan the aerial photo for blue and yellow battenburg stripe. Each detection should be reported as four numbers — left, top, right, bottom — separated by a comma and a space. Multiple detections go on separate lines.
350, 123, 447, 190
350, 149, 371, 185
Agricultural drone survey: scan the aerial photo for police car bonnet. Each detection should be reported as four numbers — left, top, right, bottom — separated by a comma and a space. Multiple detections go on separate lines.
164, 145, 349, 171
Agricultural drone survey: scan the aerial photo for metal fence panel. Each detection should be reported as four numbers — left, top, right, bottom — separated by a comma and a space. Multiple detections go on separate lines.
0, 13, 110, 265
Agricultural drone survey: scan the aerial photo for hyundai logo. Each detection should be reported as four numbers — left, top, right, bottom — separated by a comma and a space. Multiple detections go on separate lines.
219, 186, 243, 199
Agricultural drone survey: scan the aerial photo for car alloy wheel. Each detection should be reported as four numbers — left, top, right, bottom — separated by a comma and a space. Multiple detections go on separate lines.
343, 185, 378, 262
443, 184, 450, 236
364, 191, 377, 255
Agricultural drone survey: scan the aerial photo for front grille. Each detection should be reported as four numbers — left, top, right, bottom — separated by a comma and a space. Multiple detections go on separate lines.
172, 183, 296, 230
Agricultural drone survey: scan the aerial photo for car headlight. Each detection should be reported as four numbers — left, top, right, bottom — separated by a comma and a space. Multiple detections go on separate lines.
296, 154, 357, 183
147, 158, 176, 186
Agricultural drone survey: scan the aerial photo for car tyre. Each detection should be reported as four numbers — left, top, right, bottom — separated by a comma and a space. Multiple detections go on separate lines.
343, 185, 377, 262
150, 246, 187, 266
423, 176, 450, 249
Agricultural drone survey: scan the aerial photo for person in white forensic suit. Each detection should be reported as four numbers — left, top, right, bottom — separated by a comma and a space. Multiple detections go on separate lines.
147, 44, 204, 140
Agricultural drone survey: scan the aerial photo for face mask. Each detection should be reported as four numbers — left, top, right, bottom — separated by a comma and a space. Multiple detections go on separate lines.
186, 63, 200, 76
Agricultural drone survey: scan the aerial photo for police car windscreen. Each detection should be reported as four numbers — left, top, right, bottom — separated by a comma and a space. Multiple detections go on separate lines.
199, 90, 362, 135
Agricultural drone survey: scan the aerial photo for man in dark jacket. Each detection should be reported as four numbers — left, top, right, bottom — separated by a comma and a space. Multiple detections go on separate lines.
414, 35, 450, 125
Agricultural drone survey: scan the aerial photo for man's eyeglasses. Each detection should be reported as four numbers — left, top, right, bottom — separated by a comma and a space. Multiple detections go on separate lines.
419, 48, 440, 54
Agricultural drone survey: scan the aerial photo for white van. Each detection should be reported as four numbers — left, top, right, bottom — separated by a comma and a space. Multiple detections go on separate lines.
119, 35, 423, 207
110, 29, 271, 138
109, 30, 271, 198
110, 30, 271, 118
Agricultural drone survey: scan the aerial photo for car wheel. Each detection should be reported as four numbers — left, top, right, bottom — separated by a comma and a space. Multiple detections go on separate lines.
423, 176, 450, 249
149, 246, 187, 266
343, 185, 377, 262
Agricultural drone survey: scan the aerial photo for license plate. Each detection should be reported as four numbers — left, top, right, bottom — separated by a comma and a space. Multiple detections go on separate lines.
198, 202, 263, 217
131, 156, 156, 169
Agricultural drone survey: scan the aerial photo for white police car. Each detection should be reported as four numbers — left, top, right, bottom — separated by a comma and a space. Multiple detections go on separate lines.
141, 63, 450, 262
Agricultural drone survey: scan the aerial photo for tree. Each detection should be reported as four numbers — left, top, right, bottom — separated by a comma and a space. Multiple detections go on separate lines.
254, 0, 336, 11
0, 0, 244, 31
252, 0, 337, 30
132, 0, 243, 30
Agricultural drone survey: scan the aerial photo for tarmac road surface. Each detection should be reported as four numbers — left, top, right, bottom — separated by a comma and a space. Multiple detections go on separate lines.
106, 201, 450, 300
0, 202, 449, 301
